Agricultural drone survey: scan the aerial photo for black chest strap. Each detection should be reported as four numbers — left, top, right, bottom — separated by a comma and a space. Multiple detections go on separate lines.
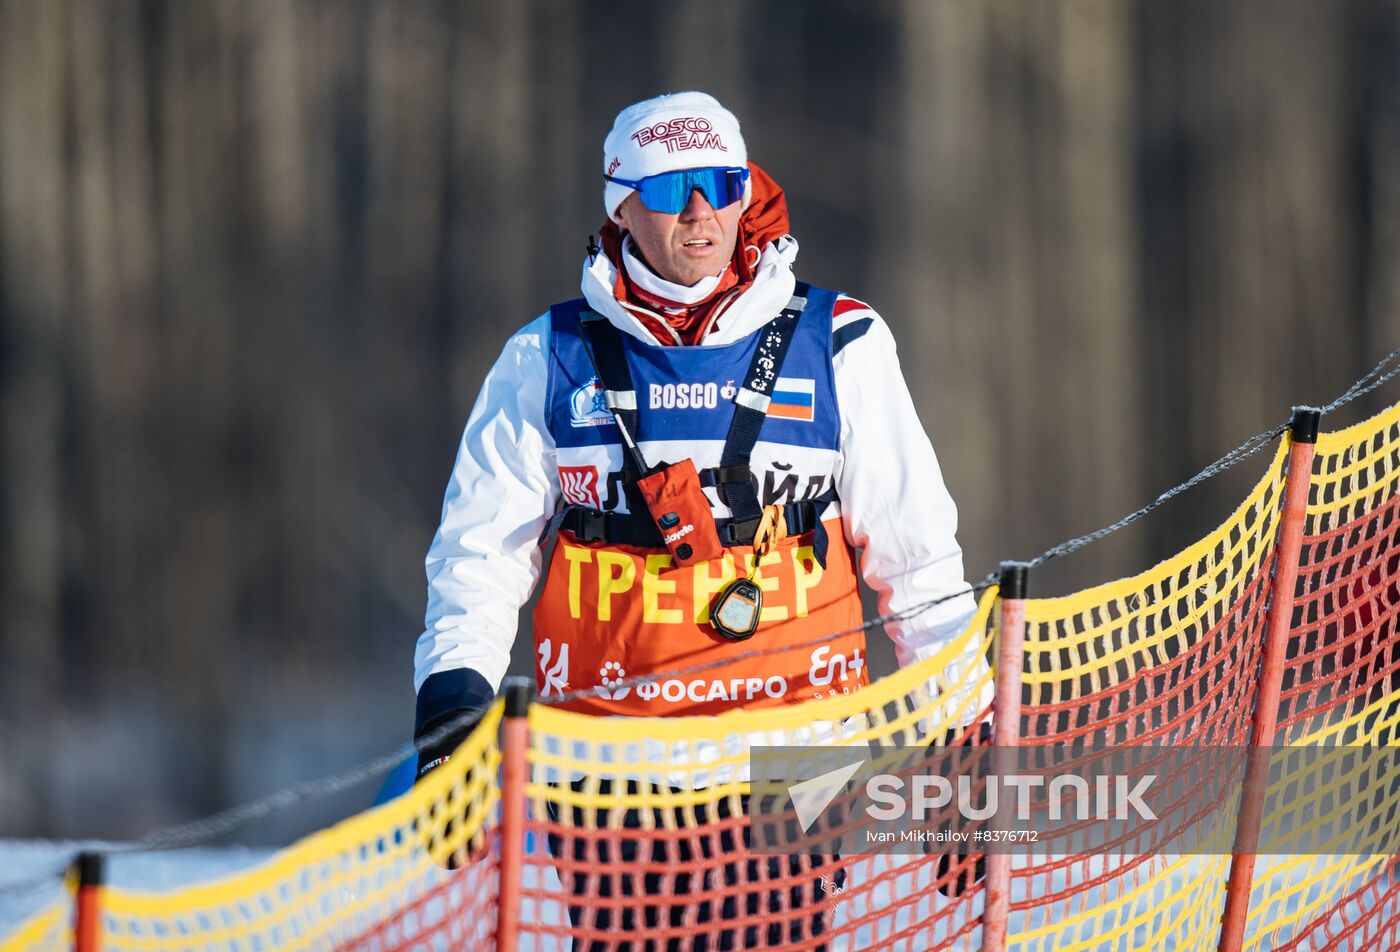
577, 312, 648, 481
716, 287, 807, 527
554, 491, 835, 568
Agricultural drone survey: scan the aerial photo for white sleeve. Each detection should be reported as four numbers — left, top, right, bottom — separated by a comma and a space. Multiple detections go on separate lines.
831, 303, 986, 691
413, 313, 558, 695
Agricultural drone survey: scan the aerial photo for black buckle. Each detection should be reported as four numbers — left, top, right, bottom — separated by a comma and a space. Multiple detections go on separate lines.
578, 509, 608, 542
720, 517, 761, 546
783, 502, 811, 536
702, 464, 751, 489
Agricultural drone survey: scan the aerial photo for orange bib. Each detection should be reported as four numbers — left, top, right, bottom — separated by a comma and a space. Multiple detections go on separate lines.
532, 518, 868, 716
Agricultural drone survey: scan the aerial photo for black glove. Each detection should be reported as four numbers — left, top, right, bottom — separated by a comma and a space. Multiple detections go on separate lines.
414, 669, 494, 776
413, 669, 495, 868
414, 709, 482, 780
413, 708, 490, 869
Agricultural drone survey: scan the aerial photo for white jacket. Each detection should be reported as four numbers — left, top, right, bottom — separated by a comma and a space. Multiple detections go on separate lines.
414, 236, 983, 711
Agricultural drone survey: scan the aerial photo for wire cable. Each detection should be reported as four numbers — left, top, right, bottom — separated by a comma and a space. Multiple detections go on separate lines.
0, 862, 69, 897
1025, 421, 1289, 570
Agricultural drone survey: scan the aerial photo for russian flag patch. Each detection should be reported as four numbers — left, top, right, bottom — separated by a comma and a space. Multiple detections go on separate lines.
768, 377, 815, 421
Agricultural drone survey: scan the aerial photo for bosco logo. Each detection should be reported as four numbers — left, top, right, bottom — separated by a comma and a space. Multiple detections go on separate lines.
649, 382, 721, 410
630, 116, 728, 154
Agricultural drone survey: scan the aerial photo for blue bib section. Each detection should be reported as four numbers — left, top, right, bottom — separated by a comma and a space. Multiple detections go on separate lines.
545, 286, 842, 455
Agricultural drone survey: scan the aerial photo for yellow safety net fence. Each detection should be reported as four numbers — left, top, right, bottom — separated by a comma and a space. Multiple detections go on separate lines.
0, 904, 65, 952
2, 403, 1398, 952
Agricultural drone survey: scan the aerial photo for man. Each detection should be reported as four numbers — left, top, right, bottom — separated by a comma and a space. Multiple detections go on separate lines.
413, 92, 985, 946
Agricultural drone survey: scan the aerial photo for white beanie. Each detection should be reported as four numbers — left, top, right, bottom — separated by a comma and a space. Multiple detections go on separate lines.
602, 92, 748, 221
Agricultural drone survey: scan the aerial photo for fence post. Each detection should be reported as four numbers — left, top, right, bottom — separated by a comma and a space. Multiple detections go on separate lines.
1217, 407, 1320, 952
982, 562, 1029, 952
72, 852, 103, 952
495, 678, 533, 952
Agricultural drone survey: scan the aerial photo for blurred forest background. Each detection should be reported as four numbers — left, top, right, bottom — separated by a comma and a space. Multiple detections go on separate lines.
2, 0, 1399, 842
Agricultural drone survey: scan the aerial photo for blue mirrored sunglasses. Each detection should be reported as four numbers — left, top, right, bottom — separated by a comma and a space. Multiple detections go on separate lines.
606, 166, 750, 215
